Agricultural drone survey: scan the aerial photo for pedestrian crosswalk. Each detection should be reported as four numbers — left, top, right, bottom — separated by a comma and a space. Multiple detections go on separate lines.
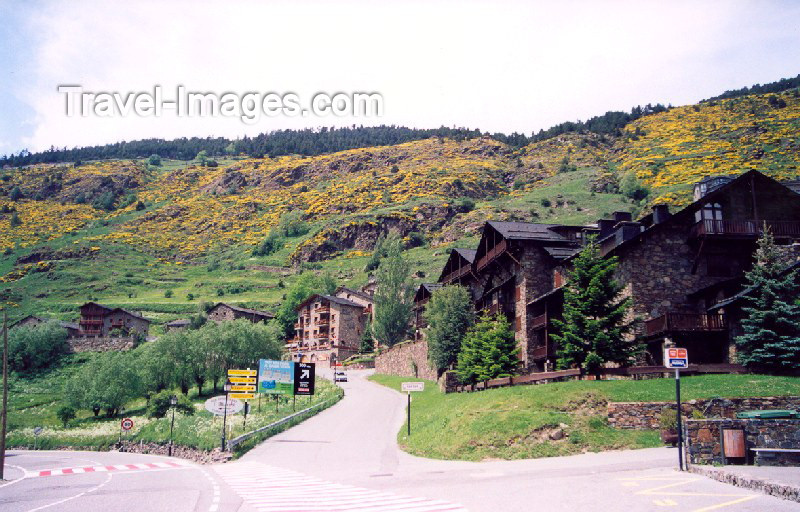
215, 461, 468, 512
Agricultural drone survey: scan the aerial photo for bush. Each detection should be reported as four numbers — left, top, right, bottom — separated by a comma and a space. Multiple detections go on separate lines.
405, 231, 426, 248
621, 172, 650, 201
540, 198, 552, 207
252, 232, 284, 257
148, 154, 162, 166
9, 186, 23, 201
454, 197, 475, 212
146, 390, 195, 418
164, 290, 173, 298
186, 293, 194, 301
56, 405, 77, 427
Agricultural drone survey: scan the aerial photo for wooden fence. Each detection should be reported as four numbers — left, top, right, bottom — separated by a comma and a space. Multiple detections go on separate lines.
448, 364, 747, 393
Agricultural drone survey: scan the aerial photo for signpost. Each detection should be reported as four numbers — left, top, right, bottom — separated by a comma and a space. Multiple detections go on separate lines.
33, 426, 43, 451
258, 360, 294, 396
401, 382, 425, 436
293, 363, 315, 396
204, 395, 244, 415
119, 417, 133, 446
664, 347, 689, 471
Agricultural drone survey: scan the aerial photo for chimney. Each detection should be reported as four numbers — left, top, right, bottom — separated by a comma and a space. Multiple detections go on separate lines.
598, 219, 616, 238
613, 211, 632, 223
614, 221, 642, 245
652, 204, 671, 224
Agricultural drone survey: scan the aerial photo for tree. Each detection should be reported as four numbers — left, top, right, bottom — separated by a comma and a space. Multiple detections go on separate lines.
9, 211, 21, 227
67, 352, 142, 416
620, 172, 650, 201
735, 228, 800, 372
359, 323, 375, 353
146, 390, 195, 418
424, 286, 474, 371
148, 154, 162, 166
551, 237, 638, 376
456, 315, 519, 385
195, 150, 208, 166
372, 234, 414, 347
8, 321, 69, 372
56, 405, 76, 427
9, 186, 22, 201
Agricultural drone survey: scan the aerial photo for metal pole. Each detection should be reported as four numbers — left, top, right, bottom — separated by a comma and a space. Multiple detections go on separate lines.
169, 406, 176, 456
221, 393, 229, 451
407, 391, 411, 437
0, 312, 7, 481
293, 395, 296, 412
676, 368, 684, 471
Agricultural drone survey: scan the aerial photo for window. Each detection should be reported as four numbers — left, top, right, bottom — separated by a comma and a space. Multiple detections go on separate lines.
696, 202, 723, 223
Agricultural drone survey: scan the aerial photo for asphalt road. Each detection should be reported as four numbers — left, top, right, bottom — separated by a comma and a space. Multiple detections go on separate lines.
3, 369, 799, 511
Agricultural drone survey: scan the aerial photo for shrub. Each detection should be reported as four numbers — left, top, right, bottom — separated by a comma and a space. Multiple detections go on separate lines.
405, 231, 426, 248
148, 154, 162, 166
186, 293, 194, 301
252, 232, 283, 257
146, 390, 195, 418
56, 405, 77, 427
9, 186, 23, 201
455, 197, 475, 212
164, 290, 173, 298
8, 321, 69, 372
540, 198, 552, 207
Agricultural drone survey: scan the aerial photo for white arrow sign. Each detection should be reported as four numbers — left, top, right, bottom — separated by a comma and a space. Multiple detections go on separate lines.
301, 369, 310, 379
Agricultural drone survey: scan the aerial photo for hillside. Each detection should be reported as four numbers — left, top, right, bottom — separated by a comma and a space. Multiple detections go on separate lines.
0, 87, 799, 331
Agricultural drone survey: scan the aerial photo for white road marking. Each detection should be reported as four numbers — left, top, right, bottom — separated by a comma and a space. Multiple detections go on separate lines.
0, 464, 29, 489
215, 461, 468, 512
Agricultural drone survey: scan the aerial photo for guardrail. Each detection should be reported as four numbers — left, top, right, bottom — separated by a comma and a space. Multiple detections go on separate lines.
226, 397, 338, 451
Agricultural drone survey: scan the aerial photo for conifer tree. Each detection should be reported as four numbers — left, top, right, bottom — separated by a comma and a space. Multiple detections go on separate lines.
425, 285, 474, 371
735, 228, 800, 372
456, 315, 519, 385
551, 237, 637, 375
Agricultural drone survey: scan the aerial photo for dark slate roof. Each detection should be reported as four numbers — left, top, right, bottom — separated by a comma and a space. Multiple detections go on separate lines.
60, 321, 80, 330
334, 286, 374, 302
454, 248, 477, 263
321, 295, 364, 308
487, 221, 568, 242
708, 260, 800, 311
422, 283, 443, 293
527, 286, 565, 307
212, 303, 274, 319
543, 246, 580, 260
110, 307, 152, 323
166, 319, 191, 327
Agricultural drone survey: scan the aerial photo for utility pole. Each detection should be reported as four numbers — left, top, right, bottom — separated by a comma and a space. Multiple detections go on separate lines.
1, 312, 8, 480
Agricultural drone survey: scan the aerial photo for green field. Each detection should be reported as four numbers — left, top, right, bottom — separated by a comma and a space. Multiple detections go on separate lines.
6, 353, 343, 453
369, 373, 800, 461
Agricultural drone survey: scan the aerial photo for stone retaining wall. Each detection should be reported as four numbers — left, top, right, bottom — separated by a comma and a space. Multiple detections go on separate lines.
68, 337, 136, 353
374, 340, 438, 381
685, 418, 800, 466
342, 361, 375, 370
608, 396, 800, 429
689, 465, 800, 503
118, 440, 232, 464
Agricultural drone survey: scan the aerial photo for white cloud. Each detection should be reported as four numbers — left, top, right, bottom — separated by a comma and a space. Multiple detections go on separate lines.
13, 0, 800, 152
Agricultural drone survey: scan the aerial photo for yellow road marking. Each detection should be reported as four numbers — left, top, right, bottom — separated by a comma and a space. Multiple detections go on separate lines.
691, 495, 759, 512
636, 479, 700, 494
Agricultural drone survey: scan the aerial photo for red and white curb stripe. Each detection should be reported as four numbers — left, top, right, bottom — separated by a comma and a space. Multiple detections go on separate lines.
215, 462, 468, 512
33, 460, 192, 477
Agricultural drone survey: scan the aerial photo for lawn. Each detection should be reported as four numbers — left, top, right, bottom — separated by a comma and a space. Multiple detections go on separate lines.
7, 353, 343, 453
368, 373, 800, 461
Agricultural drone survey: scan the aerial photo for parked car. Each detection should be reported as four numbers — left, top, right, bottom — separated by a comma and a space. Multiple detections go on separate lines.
334, 371, 348, 382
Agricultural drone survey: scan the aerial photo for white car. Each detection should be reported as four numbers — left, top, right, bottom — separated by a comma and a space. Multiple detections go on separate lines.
334, 371, 348, 382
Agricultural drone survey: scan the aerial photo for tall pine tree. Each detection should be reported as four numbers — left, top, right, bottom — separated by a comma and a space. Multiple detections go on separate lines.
456, 314, 519, 385
551, 237, 638, 376
735, 228, 800, 372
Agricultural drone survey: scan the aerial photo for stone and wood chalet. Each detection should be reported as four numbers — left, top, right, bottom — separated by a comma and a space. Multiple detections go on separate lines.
78, 302, 151, 337
12, 315, 81, 337
414, 170, 800, 373
207, 303, 275, 324
287, 288, 374, 366
165, 319, 191, 332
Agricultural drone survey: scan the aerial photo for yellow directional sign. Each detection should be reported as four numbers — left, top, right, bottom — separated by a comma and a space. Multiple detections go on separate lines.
230, 385, 256, 392
229, 393, 255, 400
228, 369, 257, 377
229, 377, 256, 384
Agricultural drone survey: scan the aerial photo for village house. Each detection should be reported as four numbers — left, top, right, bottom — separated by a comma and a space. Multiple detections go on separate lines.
165, 319, 191, 332
206, 303, 275, 324
286, 288, 374, 366
12, 315, 81, 337
78, 302, 151, 338
423, 170, 800, 373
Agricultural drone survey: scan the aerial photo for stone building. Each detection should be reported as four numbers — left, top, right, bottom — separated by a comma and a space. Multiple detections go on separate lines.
165, 319, 191, 332
12, 315, 80, 337
206, 303, 275, 324
286, 289, 374, 366
428, 170, 800, 372
78, 302, 151, 337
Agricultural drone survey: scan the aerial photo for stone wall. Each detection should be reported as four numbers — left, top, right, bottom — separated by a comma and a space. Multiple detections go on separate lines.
608, 396, 800, 430
118, 440, 232, 464
685, 418, 800, 466
374, 339, 438, 381
68, 337, 136, 353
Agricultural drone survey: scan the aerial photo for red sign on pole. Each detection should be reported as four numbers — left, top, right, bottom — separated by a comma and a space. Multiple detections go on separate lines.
121, 418, 134, 431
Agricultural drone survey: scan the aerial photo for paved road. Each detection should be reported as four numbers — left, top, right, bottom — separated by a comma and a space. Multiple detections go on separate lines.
3, 370, 799, 511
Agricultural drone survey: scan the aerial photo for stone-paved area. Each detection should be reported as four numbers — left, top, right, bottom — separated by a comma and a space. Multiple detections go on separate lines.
690, 464, 800, 503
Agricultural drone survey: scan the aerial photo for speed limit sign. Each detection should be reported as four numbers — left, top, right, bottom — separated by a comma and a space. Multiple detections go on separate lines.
120, 418, 134, 431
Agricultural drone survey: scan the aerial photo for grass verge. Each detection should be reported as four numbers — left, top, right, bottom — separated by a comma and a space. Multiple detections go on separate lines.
368, 373, 800, 461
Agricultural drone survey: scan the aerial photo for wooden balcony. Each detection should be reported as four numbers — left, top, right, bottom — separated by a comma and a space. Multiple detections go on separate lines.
690, 219, 800, 240
315, 306, 330, 313
476, 239, 508, 271
531, 344, 552, 361
441, 265, 472, 284
645, 313, 727, 337
316, 319, 330, 326
531, 314, 548, 330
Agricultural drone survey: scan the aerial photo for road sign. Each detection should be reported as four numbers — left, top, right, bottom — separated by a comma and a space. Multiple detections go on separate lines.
293, 362, 315, 396
258, 360, 294, 395
229, 385, 256, 392
121, 418, 134, 431
229, 377, 256, 384
229, 393, 256, 400
228, 369, 257, 377
664, 347, 689, 369
204, 396, 244, 416
33, 426, 43, 436
401, 382, 425, 392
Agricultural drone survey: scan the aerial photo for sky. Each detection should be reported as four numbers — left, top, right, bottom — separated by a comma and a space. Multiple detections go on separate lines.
0, 0, 799, 156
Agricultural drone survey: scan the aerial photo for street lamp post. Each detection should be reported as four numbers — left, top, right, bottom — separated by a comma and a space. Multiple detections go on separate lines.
168, 395, 177, 456
221, 382, 231, 451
